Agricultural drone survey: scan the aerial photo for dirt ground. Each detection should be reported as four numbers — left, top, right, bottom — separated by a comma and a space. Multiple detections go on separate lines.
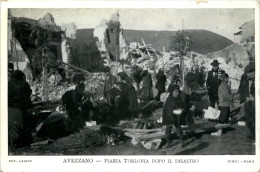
9, 123, 255, 156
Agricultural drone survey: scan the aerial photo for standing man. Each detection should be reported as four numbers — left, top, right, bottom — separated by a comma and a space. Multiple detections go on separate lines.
237, 62, 255, 139
206, 60, 220, 108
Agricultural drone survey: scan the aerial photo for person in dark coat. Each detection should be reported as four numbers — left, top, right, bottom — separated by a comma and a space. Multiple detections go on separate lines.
8, 70, 33, 148
104, 72, 117, 105
140, 70, 153, 101
61, 83, 85, 132
118, 72, 133, 86
162, 84, 185, 148
237, 61, 255, 139
37, 111, 69, 139
117, 72, 139, 119
206, 60, 221, 108
186, 103, 202, 119
175, 79, 192, 126
185, 103, 195, 126
155, 68, 167, 101
170, 64, 181, 84
115, 82, 130, 120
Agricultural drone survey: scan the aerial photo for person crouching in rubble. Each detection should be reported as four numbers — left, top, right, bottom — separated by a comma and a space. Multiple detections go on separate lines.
37, 105, 69, 140
8, 70, 33, 148
162, 84, 185, 148
80, 92, 99, 122
237, 62, 255, 140
212, 73, 232, 136
61, 83, 85, 132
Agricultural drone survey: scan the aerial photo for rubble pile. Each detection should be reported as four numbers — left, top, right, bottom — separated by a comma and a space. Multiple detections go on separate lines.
11, 13, 61, 63
31, 71, 106, 102
31, 81, 75, 102
185, 55, 244, 89
13, 12, 251, 103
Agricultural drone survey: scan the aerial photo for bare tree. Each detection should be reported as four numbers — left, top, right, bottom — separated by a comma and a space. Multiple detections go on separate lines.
170, 30, 192, 83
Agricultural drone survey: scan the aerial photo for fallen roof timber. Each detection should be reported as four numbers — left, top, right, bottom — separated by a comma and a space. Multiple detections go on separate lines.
124, 122, 231, 141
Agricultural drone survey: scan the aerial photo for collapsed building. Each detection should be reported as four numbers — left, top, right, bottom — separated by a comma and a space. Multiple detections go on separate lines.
10, 11, 254, 103
8, 11, 256, 153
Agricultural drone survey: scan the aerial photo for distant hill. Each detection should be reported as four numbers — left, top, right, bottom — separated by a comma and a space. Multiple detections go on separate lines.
76, 29, 233, 55
123, 29, 233, 54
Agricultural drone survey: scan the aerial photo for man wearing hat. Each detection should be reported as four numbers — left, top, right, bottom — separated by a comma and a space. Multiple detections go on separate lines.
237, 61, 255, 139
206, 59, 221, 108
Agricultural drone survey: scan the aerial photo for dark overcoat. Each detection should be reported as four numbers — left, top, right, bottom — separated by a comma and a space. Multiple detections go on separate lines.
206, 70, 219, 98
156, 70, 166, 93
237, 73, 255, 103
162, 95, 185, 126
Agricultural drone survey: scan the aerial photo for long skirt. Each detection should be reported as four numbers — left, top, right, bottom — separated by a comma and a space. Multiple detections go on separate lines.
8, 107, 23, 147
244, 101, 255, 138
141, 87, 153, 101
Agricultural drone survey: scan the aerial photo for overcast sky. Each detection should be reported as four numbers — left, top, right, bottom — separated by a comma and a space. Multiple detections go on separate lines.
10, 8, 254, 41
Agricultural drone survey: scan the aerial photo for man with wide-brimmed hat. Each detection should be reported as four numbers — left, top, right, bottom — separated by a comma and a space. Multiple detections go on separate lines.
206, 59, 221, 108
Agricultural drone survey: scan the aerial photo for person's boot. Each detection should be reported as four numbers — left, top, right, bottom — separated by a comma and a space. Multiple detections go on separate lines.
162, 140, 171, 149
180, 139, 185, 147
162, 128, 172, 149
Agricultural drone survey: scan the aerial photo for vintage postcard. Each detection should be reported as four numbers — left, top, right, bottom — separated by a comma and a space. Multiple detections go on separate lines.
1, 1, 259, 172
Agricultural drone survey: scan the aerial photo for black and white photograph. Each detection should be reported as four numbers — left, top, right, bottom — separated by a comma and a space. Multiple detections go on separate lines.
1, 1, 259, 172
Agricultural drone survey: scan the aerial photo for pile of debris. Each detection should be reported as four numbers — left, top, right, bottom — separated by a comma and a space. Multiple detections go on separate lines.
31, 71, 106, 102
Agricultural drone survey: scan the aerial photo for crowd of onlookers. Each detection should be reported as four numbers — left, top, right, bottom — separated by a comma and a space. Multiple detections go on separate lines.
7, 57, 255, 149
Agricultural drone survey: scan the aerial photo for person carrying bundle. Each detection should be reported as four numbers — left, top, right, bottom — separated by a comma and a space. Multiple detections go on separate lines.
162, 84, 185, 148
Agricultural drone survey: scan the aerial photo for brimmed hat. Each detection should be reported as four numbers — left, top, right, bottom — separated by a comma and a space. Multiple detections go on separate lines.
211, 60, 220, 67
167, 84, 180, 93
244, 61, 255, 73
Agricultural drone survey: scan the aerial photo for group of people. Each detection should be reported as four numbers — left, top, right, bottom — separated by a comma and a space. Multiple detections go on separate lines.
161, 59, 255, 148
8, 57, 255, 149
206, 59, 255, 138
103, 68, 168, 120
